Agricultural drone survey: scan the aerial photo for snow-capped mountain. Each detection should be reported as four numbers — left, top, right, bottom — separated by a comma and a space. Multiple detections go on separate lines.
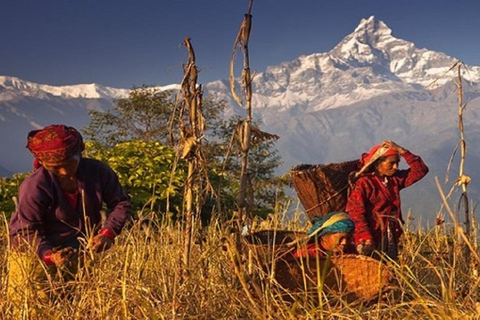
329, 16, 480, 88
1, 16, 479, 221
207, 16, 480, 119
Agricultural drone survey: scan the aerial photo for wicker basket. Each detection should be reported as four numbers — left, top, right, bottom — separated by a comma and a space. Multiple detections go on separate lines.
244, 230, 391, 301
243, 230, 303, 262
290, 160, 359, 221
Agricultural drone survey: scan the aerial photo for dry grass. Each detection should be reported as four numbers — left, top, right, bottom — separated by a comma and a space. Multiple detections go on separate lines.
1, 209, 480, 319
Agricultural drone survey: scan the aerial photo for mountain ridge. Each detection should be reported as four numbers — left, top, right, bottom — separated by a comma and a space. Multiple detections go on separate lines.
0, 75, 129, 100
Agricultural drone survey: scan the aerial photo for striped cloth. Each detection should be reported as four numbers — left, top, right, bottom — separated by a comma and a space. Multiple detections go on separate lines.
307, 211, 355, 237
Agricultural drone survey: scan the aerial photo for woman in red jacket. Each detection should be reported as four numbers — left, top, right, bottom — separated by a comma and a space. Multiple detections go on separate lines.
346, 140, 428, 260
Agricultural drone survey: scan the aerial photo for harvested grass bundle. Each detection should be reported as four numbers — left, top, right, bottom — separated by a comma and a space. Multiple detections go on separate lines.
244, 230, 391, 302
290, 160, 359, 221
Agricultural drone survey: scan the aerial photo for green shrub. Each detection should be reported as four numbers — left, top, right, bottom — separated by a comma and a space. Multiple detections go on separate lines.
84, 140, 185, 218
0, 172, 30, 219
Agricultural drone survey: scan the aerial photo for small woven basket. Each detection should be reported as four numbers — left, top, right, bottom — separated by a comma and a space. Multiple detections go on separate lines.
289, 160, 359, 221
243, 230, 303, 261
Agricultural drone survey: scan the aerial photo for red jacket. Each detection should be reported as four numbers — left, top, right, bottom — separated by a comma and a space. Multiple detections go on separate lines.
345, 151, 428, 246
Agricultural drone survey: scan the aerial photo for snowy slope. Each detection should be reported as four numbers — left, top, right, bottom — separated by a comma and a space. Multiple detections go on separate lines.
0, 76, 129, 100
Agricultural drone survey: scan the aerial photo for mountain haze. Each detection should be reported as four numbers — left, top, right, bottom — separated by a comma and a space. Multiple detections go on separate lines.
1, 16, 479, 222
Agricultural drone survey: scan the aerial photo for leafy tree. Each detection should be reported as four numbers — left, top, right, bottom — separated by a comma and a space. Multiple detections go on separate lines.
83, 87, 174, 146
83, 86, 225, 147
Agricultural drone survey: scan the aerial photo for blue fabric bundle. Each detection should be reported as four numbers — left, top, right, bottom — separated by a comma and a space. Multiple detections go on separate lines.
307, 211, 355, 237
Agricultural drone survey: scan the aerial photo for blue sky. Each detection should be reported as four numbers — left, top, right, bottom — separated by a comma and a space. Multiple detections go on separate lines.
1, 0, 479, 89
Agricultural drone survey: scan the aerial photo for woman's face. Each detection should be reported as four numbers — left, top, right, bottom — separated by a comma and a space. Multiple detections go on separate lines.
376, 154, 400, 177
41, 154, 80, 179
320, 232, 349, 253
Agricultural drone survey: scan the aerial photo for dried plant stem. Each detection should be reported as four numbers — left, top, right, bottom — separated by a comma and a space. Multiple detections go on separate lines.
225, 238, 264, 318
230, 1, 254, 252
455, 63, 480, 295
438, 62, 476, 281
455, 64, 469, 232
180, 38, 205, 269
184, 162, 194, 268
435, 177, 480, 265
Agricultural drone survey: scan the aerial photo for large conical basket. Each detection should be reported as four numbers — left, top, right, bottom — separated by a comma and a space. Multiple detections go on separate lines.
289, 160, 359, 221
243, 230, 391, 302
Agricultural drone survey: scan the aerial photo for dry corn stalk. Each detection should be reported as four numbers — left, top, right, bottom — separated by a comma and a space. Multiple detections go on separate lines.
178, 38, 213, 268
432, 61, 472, 236
229, 1, 254, 249
442, 62, 471, 236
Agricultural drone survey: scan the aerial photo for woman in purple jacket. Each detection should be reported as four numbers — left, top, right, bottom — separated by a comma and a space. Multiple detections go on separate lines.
8, 124, 131, 311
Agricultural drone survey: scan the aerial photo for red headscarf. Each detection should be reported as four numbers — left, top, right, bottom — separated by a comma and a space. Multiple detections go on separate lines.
360, 144, 399, 168
26, 125, 84, 170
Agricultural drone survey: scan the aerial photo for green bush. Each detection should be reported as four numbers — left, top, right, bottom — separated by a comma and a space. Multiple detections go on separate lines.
84, 140, 185, 218
0, 172, 30, 219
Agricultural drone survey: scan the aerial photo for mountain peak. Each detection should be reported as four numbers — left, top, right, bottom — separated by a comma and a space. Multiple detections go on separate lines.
336, 16, 395, 55
326, 16, 480, 88
353, 16, 392, 38
329, 16, 396, 65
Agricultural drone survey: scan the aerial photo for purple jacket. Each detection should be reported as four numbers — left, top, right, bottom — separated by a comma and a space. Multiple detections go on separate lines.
9, 158, 131, 259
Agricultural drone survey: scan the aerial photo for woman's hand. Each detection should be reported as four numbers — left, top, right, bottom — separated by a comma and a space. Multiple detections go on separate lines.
50, 247, 78, 266
90, 234, 114, 253
382, 140, 407, 154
